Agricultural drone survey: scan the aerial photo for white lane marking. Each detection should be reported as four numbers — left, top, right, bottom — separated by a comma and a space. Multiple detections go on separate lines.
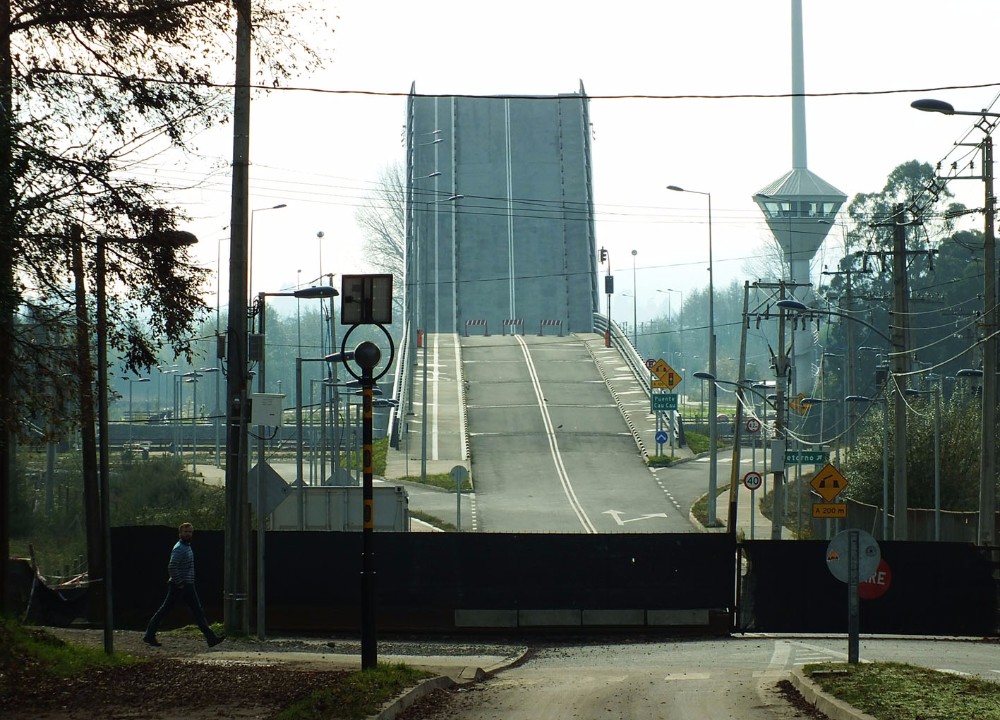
604, 510, 669, 525
664, 673, 711, 681
515, 335, 596, 533
454, 334, 468, 462
432, 334, 439, 460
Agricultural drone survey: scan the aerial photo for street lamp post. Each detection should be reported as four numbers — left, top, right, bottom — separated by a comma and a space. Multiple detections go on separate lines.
122, 377, 150, 447
631, 249, 638, 348
253, 285, 337, 639
247, 203, 287, 299
846, 395, 890, 539
93, 224, 198, 656
905, 385, 942, 540
656, 288, 684, 368
912, 98, 997, 546
668, 185, 716, 525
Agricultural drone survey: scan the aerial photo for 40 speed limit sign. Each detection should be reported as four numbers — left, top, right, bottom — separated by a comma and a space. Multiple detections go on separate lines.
743, 471, 763, 491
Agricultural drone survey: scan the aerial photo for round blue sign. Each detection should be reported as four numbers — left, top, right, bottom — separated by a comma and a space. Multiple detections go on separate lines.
655, 430, 669, 444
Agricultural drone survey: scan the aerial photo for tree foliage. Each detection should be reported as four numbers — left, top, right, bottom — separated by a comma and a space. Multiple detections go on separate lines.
354, 161, 405, 311
4, 0, 330, 434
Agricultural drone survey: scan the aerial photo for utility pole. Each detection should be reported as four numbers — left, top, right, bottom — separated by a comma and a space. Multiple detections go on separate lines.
223, 0, 252, 636
891, 203, 910, 540
727, 281, 751, 534
980, 136, 996, 547
772, 281, 788, 540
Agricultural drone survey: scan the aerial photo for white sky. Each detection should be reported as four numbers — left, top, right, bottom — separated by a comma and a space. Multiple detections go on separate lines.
165, 0, 1000, 327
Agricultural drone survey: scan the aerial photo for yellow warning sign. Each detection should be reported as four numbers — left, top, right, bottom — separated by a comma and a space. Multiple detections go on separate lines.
809, 463, 849, 502
813, 503, 848, 518
650, 358, 682, 390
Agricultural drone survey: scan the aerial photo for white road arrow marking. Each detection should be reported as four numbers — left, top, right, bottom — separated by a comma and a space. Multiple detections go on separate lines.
603, 510, 670, 525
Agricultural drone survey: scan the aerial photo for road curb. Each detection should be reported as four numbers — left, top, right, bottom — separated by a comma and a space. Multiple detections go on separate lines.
374, 675, 455, 720
788, 667, 877, 720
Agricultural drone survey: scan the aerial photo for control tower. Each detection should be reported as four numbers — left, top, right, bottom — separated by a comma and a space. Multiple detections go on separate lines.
752, 0, 846, 285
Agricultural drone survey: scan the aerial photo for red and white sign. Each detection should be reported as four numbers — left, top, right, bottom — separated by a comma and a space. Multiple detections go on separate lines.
645, 358, 656, 370
743, 471, 763, 491
859, 559, 892, 600
746, 418, 761, 433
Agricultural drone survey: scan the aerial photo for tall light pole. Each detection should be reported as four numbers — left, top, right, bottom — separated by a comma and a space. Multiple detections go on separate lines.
668, 185, 716, 525
247, 203, 287, 299
94, 225, 198, 655
631, 249, 638, 348
912, 98, 997, 546
122, 377, 150, 447
656, 288, 684, 367
253, 285, 337, 639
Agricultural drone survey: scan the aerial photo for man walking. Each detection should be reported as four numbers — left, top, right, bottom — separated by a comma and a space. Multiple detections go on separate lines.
143, 522, 224, 648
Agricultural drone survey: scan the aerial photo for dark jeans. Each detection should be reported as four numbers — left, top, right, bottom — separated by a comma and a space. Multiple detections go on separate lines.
145, 582, 219, 644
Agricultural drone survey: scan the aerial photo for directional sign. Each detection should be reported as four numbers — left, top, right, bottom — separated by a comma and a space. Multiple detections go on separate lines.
654, 430, 669, 445
650, 358, 682, 390
743, 471, 763, 491
651, 393, 678, 412
785, 450, 827, 464
810, 463, 849, 502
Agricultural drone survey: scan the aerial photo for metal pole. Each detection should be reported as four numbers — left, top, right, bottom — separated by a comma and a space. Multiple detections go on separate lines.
256, 292, 267, 639
224, 0, 252, 636
96, 235, 114, 655
891, 203, 910, 540
882, 398, 889, 540
296, 358, 304, 530
631, 249, 637, 348
771, 284, 788, 540
980, 135, 996, 546
355, 341, 381, 670
935, 382, 942, 541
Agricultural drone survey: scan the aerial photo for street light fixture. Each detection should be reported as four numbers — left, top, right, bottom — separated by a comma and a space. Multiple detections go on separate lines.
668, 185, 716, 525
846, 394, 890, 539
93, 223, 198, 655
912, 97, 998, 546
121, 377, 150, 447
253, 284, 337, 640
631, 249, 638, 348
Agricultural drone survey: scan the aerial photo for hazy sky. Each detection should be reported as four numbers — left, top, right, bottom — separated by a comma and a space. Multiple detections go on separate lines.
159, 1, 1000, 327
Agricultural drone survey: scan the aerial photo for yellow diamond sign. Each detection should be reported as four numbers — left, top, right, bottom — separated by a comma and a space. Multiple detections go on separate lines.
810, 463, 849, 502
649, 358, 681, 390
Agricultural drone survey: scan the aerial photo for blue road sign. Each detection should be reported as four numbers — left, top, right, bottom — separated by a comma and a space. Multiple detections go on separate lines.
655, 430, 669, 445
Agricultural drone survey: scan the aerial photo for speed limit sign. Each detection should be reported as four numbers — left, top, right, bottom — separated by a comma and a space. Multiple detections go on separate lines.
746, 418, 761, 433
743, 471, 763, 491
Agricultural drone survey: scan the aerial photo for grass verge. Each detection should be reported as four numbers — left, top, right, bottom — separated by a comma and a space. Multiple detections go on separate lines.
400, 472, 473, 492
274, 662, 432, 720
0, 616, 139, 682
804, 661, 1000, 720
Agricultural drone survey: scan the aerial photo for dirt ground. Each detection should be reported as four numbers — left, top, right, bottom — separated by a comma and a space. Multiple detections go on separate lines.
1, 627, 353, 720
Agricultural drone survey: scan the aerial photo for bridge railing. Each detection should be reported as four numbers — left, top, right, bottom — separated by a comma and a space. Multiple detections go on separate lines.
387, 316, 409, 449
593, 313, 682, 444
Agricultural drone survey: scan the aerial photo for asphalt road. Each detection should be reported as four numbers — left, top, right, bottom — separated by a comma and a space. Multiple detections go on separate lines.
408, 635, 1000, 719
464, 334, 691, 533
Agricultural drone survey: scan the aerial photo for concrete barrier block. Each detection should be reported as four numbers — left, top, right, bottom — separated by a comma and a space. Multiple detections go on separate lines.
647, 609, 711, 626
518, 609, 581, 626
454, 609, 517, 628
582, 609, 645, 626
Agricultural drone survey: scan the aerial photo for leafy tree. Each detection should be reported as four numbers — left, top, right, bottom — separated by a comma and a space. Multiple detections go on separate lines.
354, 161, 406, 313
0, 0, 330, 611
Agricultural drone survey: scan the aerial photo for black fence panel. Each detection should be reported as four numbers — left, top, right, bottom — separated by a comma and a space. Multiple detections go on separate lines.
112, 528, 735, 632
741, 540, 996, 636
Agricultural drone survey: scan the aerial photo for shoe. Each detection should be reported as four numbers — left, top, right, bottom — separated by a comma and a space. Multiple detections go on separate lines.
142, 636, 161, 648
208, 635, 225, 648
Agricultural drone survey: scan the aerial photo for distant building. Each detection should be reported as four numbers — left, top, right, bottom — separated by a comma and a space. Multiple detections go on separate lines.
405, 82, 600, 338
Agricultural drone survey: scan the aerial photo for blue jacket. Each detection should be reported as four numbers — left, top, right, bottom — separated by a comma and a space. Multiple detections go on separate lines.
167, 540, 195, 585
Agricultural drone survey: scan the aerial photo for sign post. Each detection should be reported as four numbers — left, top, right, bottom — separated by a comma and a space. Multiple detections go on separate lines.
826, 529, 880, 664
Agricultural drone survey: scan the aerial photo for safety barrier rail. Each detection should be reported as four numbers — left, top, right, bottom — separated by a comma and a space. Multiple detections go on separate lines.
502, 318, 524, 336
538, 319, 563, 336
464, 318, 489, 336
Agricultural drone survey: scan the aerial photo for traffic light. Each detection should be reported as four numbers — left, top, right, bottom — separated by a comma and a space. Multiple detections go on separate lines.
599, 247, 607, 263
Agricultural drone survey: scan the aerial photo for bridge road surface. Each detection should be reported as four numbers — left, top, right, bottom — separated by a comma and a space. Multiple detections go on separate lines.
463, 333, 691, 533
